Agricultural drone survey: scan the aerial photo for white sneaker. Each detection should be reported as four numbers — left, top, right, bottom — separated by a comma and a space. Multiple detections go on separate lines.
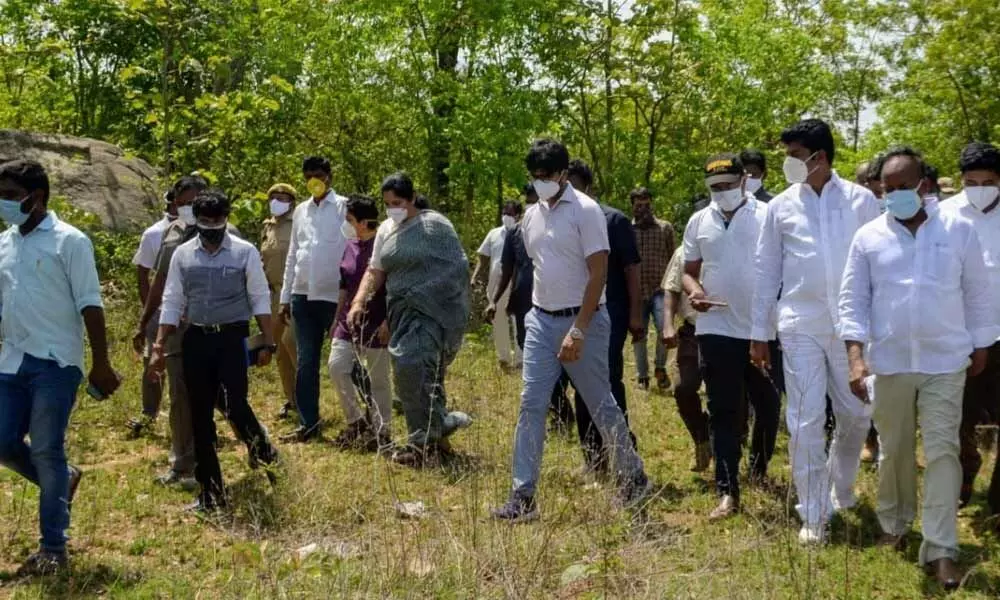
798, 525, 826, 546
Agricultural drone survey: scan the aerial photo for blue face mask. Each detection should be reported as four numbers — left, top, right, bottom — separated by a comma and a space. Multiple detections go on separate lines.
0, 194, 31, 226
885, 188, 922, 220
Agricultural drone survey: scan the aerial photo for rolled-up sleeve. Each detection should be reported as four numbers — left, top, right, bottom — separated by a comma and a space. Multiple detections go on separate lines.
579, 202, 610, 258
245, 246, 273, 317
682, 213, 702, 262
66, 234, 103, 312
751, 202, 781, 341
159, 250, 187, 326
837, 232, 872, 343
961, 227, 998, 348
663, 247, 684, 293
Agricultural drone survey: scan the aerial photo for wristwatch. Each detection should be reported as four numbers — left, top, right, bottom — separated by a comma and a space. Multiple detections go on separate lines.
569, 327, 585, 341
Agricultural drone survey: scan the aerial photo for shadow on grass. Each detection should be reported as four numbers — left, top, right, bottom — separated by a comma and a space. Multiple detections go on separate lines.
0, 560, 143, 599
225, 471, 286, 535
827, 500, 882, 548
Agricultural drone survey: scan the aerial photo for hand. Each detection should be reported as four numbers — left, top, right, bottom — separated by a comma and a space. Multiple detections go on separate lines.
88, 361, 121, 399
131, 328, 146, 356
256, 348, 273, 368
347, 303, 365, 329
377, 322, 390, 345
848, 357, 871, 402
688, 289, 712, 313
279, 303, 291, 325
969, 348, 989, 377
148, 345, 167, 383
750, 341, 771, 371
558, 333, 584, 363
662, 324, 678, 349
484, 303, 497, 322
629, 315, 645, 342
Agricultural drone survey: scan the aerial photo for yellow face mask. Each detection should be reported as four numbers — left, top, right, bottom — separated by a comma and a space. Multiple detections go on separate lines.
306, 177, 327, 199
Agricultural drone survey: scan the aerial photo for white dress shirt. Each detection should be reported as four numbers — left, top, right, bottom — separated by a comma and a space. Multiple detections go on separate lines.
838, 207, 996, 375
477, 225, 507, 298
751, 172, 881, 341
279, 190, 347, 304
132, 215, 173, 270
521, 184, 609, 311
941, 190, 1000, 342
683, 194, 767, 339
0, 213, 103, 373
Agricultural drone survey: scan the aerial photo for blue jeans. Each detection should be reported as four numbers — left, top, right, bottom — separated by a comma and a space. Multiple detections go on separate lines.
632, 292, 666, 380
0, 355, 82, 553
291, 295, 338, 429
512, 307, 645, 498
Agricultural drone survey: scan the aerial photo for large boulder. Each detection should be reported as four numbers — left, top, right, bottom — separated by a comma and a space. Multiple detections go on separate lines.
0, 130, 160, 232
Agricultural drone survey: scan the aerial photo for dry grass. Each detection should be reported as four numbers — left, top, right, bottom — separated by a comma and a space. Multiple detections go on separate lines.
2, 297, 1000, 598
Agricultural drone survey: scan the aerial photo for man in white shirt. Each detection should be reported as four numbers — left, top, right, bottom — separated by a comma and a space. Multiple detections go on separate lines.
491, 140, 648, 523
126, 190, 177, 436
941, 142, 1000, 513
472, 201, 523, 370
279, 156, 348, 442
839, 147, 993, 589
683, 153, 779, 520
750, 119, 881, 544
0, 160, 119, 575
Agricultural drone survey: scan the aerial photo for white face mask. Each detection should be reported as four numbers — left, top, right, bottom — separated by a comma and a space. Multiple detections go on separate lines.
340, 220, 358, 240
782, 152, 818, 184
387, 207, 408, 224
532, 179, 561, 202
502, 215, 516, 230
269, 199, 291, 217
744, 177, 763, 194
177, 205, 196, 226
965, 186, 1000, 212
710, 188, 745, 212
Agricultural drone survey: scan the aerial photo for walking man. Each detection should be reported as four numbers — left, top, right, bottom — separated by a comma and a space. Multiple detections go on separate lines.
261, 183, 298, 419
630, 187, 673, 390
473, 201, 523, 370
839, 147, 993, 589
491, 140, 649, 522
683, 153, 779, 519
280, 156, 348, 442
0, 160, 119, 575
751, 119, 881, 544
151, 189, 280, 512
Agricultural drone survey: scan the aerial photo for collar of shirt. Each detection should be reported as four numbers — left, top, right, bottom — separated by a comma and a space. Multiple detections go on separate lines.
310, 189, 338, 207
797, 171, 846, 202
709, 193, 758, 219
12, 212, 57, 237
538, 184, 579, 212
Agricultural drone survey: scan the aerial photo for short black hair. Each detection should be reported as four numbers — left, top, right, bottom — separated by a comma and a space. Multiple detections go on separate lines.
923, 164, 940, 192
192, 188, 231, 219
526, 139, 570, 175
879, 145, 925, 178
780, 118, 836, 164
567, 158, 593, 188
346, 194, 379, 229
959, 142, 1000, 176
414, 194, 430, 209
173, 174, 209, 197
302, 156, 332, 175
0, 159, 49, 205
739, 149, 767, 172
165, 188, 176, 204
521, 183, 536, 197
503, 200, 523, 216
381, 172, 415, 201
629, 187, 653, 203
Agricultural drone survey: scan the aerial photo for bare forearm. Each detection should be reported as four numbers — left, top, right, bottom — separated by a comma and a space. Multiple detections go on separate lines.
575, 259, 607, 331
665, 291, 680, 327
82, 306, 111, 367
681, 273, 703, 297
137, 267, 151, 306
154, 323, 178, 346
333, 289, 348, 324
492, 264, 514, 305
255, 314, 275, 345
845, 340, 865, 362
139, 273, 167, 330
353, 269, 386, 310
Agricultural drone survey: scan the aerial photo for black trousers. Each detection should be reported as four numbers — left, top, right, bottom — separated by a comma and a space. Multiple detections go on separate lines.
182, 323, 277, 505
698, 334, 780, 499
573, 305, 637, 470
960, 341, 1000, 510
674, 322, 710, 444
515, 311, 574, 426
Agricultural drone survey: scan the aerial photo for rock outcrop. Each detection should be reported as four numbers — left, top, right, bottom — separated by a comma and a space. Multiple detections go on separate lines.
0, 130, 160, 232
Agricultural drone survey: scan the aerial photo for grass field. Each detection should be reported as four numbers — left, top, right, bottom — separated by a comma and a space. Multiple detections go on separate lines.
2, 294, 1000, 599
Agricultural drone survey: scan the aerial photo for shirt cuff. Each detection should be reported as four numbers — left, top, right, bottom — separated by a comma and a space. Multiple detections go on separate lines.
74, 295, 104, 313
972, 326, 1000, 349
159, 308, 182, 327
279, 288, 291, 304
837, 321, 869, 343
251, 298, 271, 317
750, 324, 774, 342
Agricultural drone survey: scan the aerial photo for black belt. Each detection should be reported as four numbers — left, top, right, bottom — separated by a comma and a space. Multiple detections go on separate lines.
189, 321, 248, 334
534, 304, 603, 318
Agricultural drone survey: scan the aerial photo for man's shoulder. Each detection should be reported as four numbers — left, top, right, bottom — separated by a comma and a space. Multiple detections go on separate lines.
142, 217, 170, 237
50, 216, 91, 245
601, 203, 628, 222
855, 213, 889, 240
226, 232, 257, 252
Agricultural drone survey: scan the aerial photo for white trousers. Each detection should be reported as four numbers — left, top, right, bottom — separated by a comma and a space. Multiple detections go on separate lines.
874, 370, 965, 564
492, 287, 522, 366
780, 332, 870, 527
327, 339, 392, 436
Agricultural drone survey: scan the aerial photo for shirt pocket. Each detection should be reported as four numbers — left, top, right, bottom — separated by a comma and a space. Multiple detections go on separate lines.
926, 241, 959, 288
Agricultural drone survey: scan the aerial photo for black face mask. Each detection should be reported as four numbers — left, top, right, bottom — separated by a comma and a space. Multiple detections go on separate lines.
197, 226, 226, 246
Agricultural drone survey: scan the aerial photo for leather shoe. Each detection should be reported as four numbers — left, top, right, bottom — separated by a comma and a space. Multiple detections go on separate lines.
924, 557, 962, 590
709, 495, 739, 521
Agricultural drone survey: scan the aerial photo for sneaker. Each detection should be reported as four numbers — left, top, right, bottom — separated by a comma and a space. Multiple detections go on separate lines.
126, 414, 155, 438
691, 441, 712, 472
16, 551, 68, 577
442, 411, 473, 437
654, 368, 670, 390
155, 470, 199, 492
798, 524, 826, 546
280, 423, 321, 443
637, 377, 650, 390
67, 465, 83, 509
331, 420, 371, 450
491, 496, 539, 523
277, 402, 295, 421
